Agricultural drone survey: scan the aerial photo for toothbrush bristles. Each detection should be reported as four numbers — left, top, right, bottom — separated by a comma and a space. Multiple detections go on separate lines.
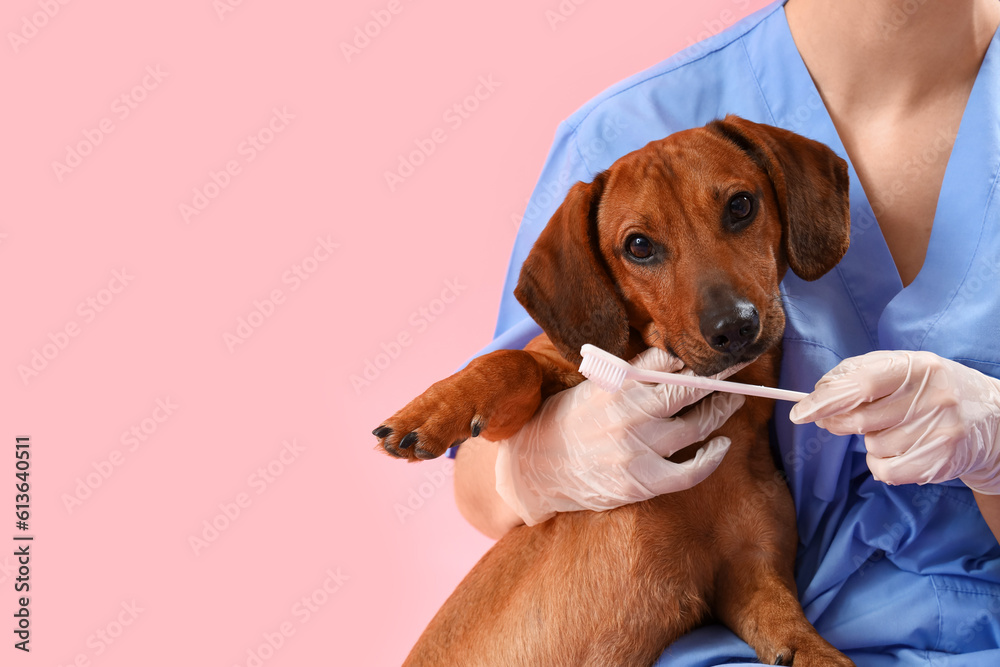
579, 352, 627, 393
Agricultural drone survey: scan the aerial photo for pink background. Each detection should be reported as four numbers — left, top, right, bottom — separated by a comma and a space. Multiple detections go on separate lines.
2, 0, 770, 664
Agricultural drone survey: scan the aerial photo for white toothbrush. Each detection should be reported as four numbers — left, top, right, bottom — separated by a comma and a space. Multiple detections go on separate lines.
578, 344, 807, 402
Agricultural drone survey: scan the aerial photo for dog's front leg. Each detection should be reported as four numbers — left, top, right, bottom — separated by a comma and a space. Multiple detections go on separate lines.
713, 563, 855, 666
374, 334, 579, 461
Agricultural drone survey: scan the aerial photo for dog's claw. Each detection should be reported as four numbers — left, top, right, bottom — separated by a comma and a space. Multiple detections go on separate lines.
376, 363, 511, 461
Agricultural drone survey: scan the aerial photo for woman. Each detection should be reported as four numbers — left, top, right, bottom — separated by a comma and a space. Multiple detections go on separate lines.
452, 0, 1000, 663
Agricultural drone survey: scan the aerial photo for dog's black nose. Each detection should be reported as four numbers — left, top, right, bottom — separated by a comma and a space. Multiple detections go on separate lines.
700, 298, 760, 355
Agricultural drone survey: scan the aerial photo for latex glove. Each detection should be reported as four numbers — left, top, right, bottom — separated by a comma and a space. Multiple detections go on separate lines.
789, 350, 1000, 494
495, 346, 746, 526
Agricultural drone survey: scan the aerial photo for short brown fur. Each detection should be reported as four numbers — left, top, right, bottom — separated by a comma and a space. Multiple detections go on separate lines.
375, 116, 854, 666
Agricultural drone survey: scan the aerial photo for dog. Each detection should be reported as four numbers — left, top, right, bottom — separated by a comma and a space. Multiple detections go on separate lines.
374, 116, 855, 666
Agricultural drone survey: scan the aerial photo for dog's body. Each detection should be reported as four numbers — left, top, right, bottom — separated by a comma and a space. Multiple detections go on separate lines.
375, 117, 856, 666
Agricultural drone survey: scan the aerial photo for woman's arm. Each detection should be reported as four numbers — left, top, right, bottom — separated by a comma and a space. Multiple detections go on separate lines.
453, 348, 746, 538
454, 438, 524, 540
975, 493, 1000, 544
790, 350, 1000, 545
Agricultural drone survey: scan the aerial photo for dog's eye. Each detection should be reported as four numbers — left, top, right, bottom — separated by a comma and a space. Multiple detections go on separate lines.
729, 193, 754, 220
724, 192, 757, 232
626, 235, 654, 259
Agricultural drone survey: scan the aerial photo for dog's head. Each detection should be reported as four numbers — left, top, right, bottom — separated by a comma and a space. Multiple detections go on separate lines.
514, 116, 850, 376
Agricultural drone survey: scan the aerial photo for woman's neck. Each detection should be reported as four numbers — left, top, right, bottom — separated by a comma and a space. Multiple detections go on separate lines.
785, 0, 1000, 117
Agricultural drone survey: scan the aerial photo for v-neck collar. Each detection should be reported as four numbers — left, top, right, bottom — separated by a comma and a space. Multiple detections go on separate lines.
745, 2, 1000, 351
882, 26, 1000, 350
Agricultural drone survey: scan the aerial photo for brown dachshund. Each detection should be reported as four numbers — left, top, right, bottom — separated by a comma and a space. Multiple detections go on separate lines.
374, 116, 855, 666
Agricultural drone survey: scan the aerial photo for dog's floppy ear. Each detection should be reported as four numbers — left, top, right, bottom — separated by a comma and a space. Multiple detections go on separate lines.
514, 172, 629, 364
709, 115, 851, 281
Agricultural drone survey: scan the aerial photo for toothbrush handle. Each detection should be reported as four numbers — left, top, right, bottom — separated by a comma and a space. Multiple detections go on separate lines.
628, 368, 808, 403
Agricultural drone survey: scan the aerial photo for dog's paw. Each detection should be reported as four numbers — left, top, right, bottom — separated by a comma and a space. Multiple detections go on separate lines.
788, 652, 854, 667
373, 385, 492, 461
373, 350, 544, 462
761, 645, 854, 667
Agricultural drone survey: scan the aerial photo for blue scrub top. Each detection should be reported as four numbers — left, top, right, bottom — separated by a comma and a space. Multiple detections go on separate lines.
462, 1, 1000, 663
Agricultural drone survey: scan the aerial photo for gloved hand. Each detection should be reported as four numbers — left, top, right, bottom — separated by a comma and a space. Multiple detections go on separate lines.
789, 350, 1000, 494
494, 346, 746, 526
